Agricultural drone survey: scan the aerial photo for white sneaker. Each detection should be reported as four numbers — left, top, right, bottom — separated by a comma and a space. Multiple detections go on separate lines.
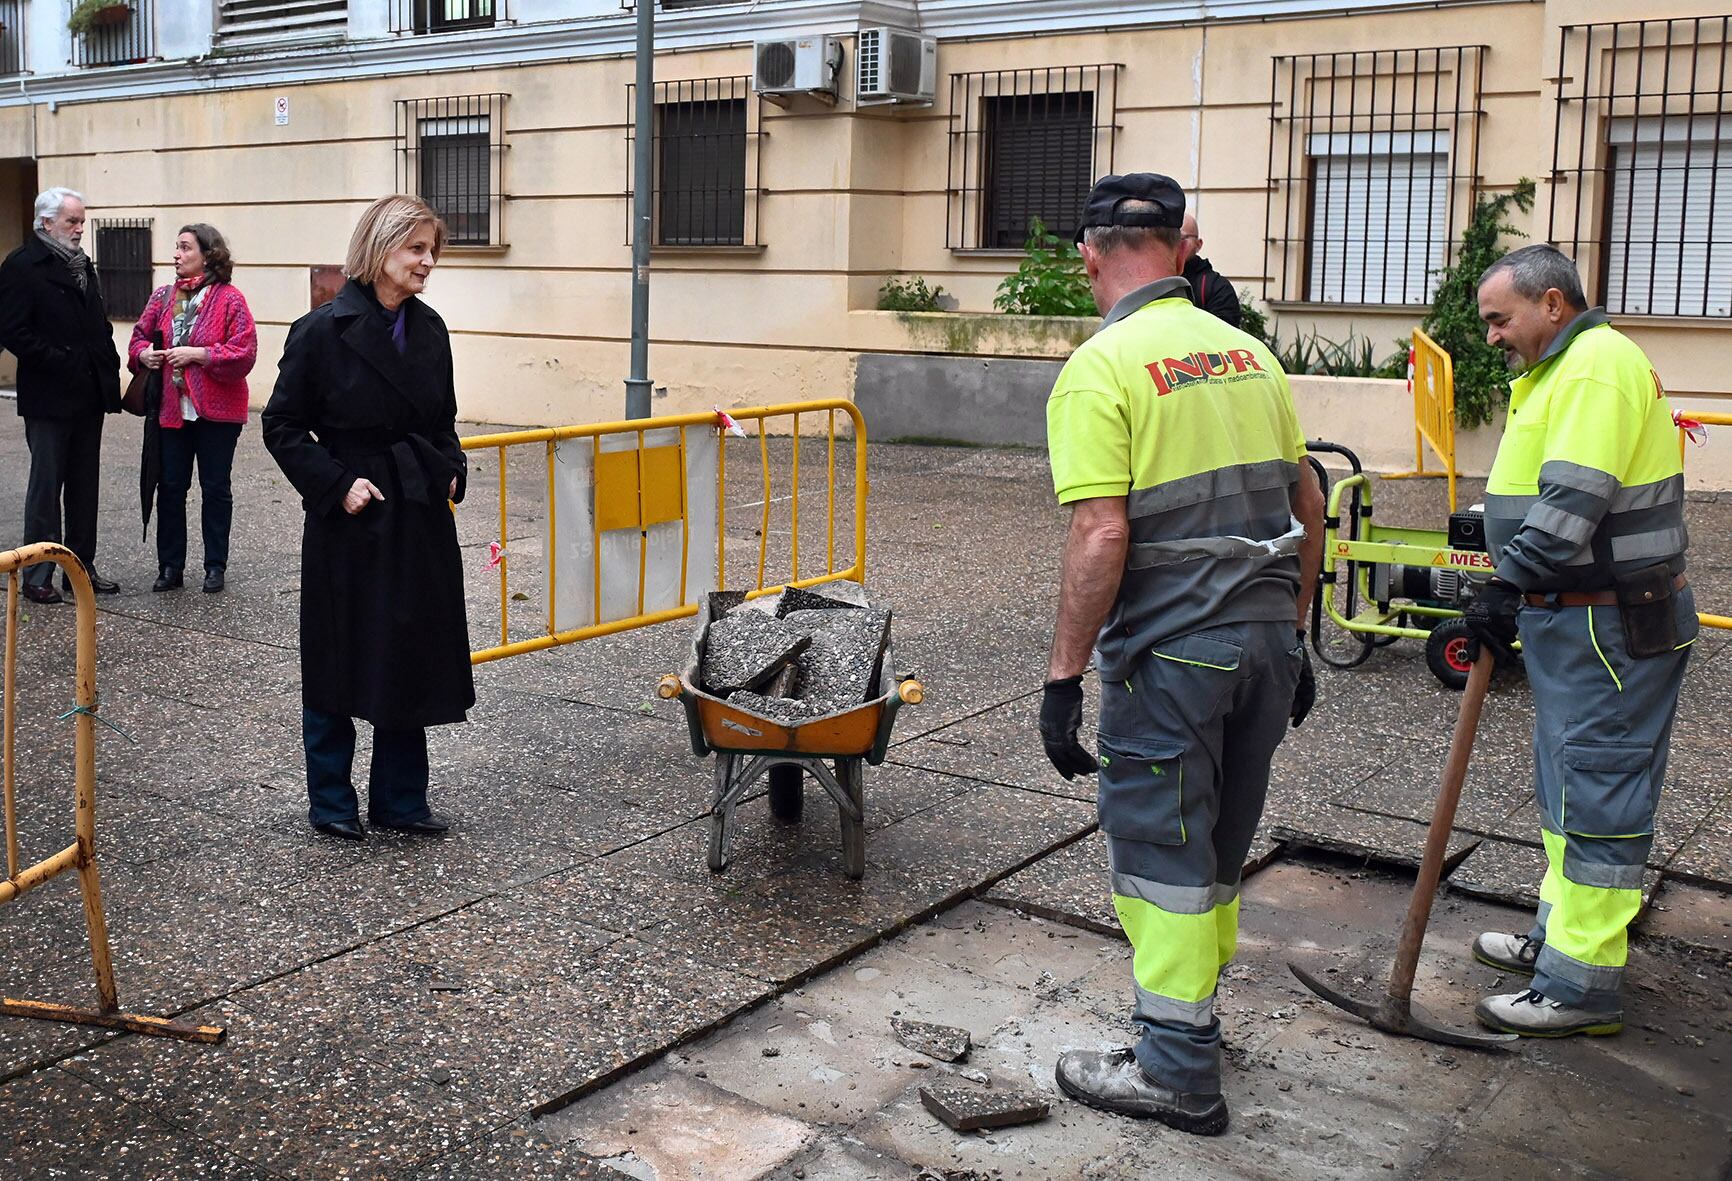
1474, 989, 1622, 1038
1472, 931, 1541, 974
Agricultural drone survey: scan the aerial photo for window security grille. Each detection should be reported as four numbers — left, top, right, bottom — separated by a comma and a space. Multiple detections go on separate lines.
0, 0, 23, 77
394, 95, 509, 248
69, 0, 154, 68
625, 78, 764, 248
1266, 47, 1486, 305
1551, 18, 1732, 319
93, 220, 153, 320
946, 66, 1121, 251
216, 0, 346, 47
391, 0, 502, 34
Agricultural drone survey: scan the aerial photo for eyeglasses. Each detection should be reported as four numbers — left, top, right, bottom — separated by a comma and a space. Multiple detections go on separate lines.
1180, 235, 1201, 242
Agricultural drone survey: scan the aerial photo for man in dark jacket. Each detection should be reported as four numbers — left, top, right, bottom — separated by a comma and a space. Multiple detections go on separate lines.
1178, 214, 1243, 329
0, 187, 123, 603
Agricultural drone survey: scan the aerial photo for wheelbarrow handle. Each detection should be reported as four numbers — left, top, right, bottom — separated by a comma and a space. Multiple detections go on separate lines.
657, 673, 683, 700
898, 679, 925, 705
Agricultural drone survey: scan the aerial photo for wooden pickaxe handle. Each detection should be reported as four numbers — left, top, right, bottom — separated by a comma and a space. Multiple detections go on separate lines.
1386, 650, 1495, 1008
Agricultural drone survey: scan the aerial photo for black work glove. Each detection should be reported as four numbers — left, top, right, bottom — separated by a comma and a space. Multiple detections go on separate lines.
1462, 578, 1522, 665
1290, 631, 1316, 728
1039, 676, 1099, 780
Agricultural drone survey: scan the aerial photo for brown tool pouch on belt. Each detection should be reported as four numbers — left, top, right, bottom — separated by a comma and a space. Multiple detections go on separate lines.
1615, 564, 1679, 658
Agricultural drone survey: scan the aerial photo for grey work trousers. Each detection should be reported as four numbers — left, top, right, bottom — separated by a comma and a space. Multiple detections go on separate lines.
1095, 620, 1301, 1094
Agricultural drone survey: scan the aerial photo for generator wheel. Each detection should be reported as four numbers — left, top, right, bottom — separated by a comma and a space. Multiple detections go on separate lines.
768, 763, 804, 823
1425, 619, 1477, 691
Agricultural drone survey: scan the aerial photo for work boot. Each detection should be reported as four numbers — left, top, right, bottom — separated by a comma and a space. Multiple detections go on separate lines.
1054, 1048, 1228, 1135
1474, 989, 1622, 1038
1473, 931, 1541, 975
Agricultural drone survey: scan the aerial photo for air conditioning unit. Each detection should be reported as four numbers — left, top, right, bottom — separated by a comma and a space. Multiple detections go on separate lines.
857, 26, 936, 105
754, 35, 844, 102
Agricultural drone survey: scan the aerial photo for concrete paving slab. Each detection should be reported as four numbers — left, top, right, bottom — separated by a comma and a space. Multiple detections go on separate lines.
1638, 879, 1732, 963
410, 1120, 610, 1179
888, 686, 1097, 802
539, 1067, 817, 1180
1266, 796, 1479, 869
0, 1066, 271, 1181
1661, 795, 1732, 890
760, 1136, 918, 1181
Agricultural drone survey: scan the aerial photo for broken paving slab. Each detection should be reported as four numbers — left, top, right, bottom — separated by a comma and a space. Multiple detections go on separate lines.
889, 1018, 971, 1063
918, 1080, 1049, 1132
778, 580, 871, 614
701, 610, 811, 695
1446, 837, 1662, 912
784, 607, 893, 711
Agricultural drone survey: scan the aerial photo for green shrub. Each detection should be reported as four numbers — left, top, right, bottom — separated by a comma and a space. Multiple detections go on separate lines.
876, 275, 947, 312
1263, 328, 1406, 378
68, 0, 129, 35
1238, 288, 1270, 344
993, 219, 1096, 317
1419, 178, 1536, 428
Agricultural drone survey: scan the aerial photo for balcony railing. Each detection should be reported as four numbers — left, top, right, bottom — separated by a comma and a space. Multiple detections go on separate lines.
69, 0, 154, 67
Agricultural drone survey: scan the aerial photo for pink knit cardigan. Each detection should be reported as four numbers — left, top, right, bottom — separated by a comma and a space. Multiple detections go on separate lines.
127, 282, 258, 427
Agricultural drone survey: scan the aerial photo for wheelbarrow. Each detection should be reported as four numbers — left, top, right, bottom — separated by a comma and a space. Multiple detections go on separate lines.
657, 594, 924, 879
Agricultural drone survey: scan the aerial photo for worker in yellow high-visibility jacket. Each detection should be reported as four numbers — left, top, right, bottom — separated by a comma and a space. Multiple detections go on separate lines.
1464, 243, 1694, 1037
1039, 173, 1325, 1134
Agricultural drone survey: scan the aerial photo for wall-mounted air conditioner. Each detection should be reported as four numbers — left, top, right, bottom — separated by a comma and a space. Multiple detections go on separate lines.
857, 26, 936, 106
754, 35, 844, 102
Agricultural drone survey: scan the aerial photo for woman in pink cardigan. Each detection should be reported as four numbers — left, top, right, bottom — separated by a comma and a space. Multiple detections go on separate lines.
129, 224, 257, 593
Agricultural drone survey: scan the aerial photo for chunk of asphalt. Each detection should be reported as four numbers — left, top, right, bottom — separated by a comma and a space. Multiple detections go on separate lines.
918, 1081, 1050, 1132
701, 610, 811, 696
777, 580, 871, 615
707, 590, 747, 618
889, 1018, 971, 1063
782, 607, 892, 711
727, 690, 834, 726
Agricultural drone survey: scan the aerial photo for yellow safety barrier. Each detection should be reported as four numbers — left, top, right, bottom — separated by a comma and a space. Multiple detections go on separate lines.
1387, 328, 1460, 512
1678, 410, 1732, 631
0, 543, 223, 1044
460, 399, 867, 665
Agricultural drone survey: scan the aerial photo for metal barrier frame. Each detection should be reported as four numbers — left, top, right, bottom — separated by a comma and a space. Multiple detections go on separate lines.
1680, 411, 1732, 631
461, 399, 868, 665
1388, 328, 1460, 511
0, 544, 222, 1043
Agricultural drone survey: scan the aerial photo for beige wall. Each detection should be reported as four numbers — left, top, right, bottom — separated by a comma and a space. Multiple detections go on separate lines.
29, 0, 1732, 434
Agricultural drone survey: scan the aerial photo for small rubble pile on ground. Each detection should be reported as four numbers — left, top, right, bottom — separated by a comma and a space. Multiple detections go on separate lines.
697, 581, 892, 724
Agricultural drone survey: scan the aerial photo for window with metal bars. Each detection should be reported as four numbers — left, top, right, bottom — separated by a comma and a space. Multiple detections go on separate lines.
625, 78, 764, 248
0, 0, 23, 77
1265, 47, 1486, 305
947, 66, 1120, 251
1551, 18, 1732, 319
93, 220, 153, 319
392, 0, 501, 34
394, 95, 509, 248
69, 0, 155, 68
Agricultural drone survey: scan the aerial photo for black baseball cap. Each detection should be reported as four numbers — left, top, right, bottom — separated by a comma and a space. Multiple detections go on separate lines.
1073, 173, 1187, 243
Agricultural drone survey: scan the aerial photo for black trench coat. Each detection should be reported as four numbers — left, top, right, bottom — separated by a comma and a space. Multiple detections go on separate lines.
261, 281, 474, 729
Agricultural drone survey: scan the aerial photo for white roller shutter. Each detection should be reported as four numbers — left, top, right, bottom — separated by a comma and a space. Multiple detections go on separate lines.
1306, 140, 1449, 305
1605, 130, 1732, 318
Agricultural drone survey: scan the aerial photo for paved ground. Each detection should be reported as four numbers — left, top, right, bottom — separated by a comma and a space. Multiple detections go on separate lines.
0, 407, 1728, 1178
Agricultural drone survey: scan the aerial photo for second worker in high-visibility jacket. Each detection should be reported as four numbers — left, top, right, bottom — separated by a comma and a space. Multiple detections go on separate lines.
1464, 243, 1694, 1038
1038, 173, 1324, 1135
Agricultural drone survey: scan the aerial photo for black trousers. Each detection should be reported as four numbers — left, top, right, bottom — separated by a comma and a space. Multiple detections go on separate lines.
21, 413, 104, 588
157, 418, 242, 573
302, 708, 431, 827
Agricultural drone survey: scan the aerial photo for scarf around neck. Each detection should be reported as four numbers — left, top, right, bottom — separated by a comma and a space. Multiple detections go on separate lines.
35, 227, 89, 292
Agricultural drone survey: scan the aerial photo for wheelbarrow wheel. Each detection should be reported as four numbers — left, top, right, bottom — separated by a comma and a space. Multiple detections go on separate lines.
768, 763, 804, 823
1425, 619, 1476, 691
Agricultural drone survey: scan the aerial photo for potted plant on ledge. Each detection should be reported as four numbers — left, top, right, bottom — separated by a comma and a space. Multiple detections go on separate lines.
68, 0, 132, 36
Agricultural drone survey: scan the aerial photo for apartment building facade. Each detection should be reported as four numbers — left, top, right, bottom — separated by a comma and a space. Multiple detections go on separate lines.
0, 0, 1725, 424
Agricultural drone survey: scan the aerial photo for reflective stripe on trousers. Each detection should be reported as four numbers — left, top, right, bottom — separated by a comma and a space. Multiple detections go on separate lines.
1096, 620, 1300, 1093
1519, 589, 1693, 1009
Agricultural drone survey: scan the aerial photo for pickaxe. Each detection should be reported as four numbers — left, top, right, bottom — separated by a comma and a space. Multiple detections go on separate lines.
1290, 650, 1518, 1049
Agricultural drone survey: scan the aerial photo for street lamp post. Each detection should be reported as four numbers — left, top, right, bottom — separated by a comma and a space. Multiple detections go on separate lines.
625, 0, 655, 419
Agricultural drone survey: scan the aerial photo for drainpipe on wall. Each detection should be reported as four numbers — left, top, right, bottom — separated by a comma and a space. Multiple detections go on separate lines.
624, 0, 655, 420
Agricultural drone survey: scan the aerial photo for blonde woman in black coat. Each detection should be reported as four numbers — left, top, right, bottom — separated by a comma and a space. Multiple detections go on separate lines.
262, 195, 473, 841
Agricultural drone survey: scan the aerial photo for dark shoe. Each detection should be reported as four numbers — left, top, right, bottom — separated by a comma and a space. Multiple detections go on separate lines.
77, 569, 120, 595
313, 818, 367, 841
1054, 1048, 1229, 1135
21, 583, 63, 605
370, 812, 451, 835
202, 568, 225, 594
152, 567, 184, 593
